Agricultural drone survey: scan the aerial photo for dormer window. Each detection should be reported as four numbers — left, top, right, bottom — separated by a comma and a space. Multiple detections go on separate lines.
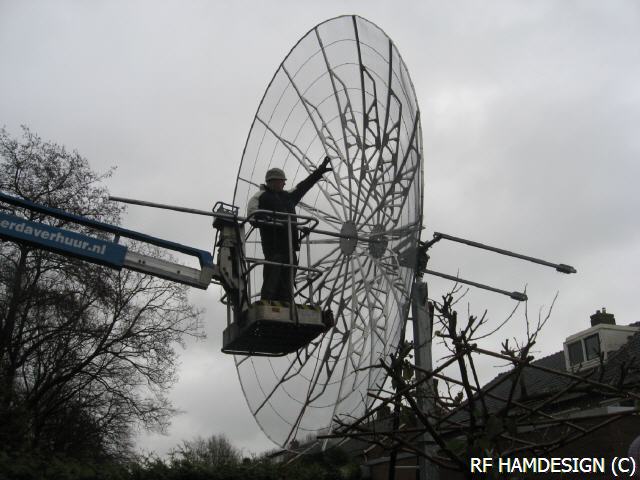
567, 340, 584, 366
584, 333, 601, 360
566, 334, 601, 367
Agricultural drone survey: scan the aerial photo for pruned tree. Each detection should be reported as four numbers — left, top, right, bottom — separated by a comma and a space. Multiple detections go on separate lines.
0, 127, 203, 459
326, 284, 640, 479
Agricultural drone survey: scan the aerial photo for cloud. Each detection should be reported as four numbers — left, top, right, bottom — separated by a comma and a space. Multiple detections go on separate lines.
2, 0, 638, 455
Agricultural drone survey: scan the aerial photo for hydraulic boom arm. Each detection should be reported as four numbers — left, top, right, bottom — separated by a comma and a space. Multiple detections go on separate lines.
0, 191, 219, 289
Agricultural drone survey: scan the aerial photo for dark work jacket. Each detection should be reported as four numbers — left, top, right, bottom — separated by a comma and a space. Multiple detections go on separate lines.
248, 168, 324, 257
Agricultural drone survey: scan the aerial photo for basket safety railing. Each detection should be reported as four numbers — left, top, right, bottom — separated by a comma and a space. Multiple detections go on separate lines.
243, 210, 322, 322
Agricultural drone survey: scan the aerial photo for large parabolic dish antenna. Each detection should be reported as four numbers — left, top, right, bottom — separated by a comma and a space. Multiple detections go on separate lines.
232, 15, 423, 448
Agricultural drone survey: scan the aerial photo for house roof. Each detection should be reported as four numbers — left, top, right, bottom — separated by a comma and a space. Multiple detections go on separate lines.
442, 323, 640, 430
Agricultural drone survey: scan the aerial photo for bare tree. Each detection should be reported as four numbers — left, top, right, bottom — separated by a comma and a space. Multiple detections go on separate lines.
0, 127, 203, 458
171, 434, 243, 467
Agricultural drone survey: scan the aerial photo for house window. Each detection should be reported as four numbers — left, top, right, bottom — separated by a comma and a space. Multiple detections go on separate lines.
567, 340, 584, 366
584, 333, 601, 360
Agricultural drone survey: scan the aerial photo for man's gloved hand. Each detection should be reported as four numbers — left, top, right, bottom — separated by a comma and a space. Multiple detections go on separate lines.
319, 156, 332, 174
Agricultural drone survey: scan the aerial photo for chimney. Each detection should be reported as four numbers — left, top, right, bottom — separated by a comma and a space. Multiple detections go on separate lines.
590, 307, 615, 327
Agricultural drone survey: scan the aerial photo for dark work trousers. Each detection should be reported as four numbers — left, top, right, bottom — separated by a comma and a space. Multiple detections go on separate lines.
261, 252, 298, 302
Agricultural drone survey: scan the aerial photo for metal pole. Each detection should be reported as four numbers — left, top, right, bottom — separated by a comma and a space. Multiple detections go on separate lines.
109, 195, 386, 243
433, 232, 576, 274
411, 281, 439, 480
109, 195, 227, 218
423, 268, 527, 302
306, 231, 313, 303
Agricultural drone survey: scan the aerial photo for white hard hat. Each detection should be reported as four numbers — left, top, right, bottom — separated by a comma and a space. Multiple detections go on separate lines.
265, 168, 287, 181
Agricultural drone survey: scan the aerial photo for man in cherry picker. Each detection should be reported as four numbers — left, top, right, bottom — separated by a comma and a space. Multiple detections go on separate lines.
247, 156, 332, 303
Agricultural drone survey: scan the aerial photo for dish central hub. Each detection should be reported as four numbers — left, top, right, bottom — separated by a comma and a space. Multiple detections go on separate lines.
368, 225, 388, 259
340, 221, 357, 256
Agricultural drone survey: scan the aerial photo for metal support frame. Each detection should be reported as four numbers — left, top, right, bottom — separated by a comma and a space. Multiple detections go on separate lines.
419, 231, 576, 303
429, 232, 577, 274
411, 280, 439, 480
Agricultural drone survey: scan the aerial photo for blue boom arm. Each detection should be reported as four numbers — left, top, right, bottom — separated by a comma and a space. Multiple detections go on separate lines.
0, 191, 217, 289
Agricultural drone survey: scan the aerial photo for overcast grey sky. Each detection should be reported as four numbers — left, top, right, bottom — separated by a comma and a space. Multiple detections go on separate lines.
2, 0, 640, 456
